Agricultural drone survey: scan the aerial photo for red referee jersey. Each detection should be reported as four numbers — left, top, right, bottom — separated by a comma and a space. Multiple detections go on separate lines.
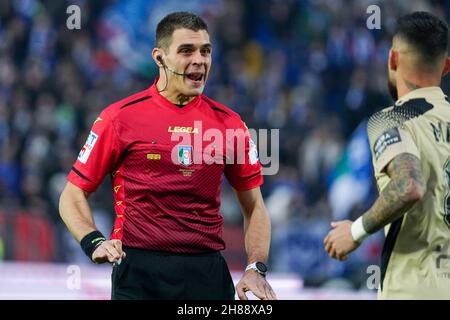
68, 81, 263, 253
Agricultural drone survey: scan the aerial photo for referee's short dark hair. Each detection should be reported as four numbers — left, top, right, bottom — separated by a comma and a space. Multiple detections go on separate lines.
156, 12, 209, 50
394, 11, 449, 65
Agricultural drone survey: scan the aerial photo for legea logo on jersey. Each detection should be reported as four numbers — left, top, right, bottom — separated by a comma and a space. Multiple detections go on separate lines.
78, 131, 98, 164
169, 121, 279, 175
178, 146, 193, 166
168, 126, 199, 134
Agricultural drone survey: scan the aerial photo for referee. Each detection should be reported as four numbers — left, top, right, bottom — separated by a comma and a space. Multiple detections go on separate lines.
59, 12, 276, 300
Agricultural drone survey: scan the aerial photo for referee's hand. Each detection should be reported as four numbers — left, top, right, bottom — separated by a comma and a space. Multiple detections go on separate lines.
236, 270, 277, 300
92, 239, 126, 264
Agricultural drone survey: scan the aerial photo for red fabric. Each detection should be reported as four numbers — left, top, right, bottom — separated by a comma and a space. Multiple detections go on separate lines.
110, 166, 126, 240
15, 214, 28, 260
68, 82, 263, 253
14, 213, 53, 261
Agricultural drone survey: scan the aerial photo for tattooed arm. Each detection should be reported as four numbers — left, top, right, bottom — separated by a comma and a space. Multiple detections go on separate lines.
324, 153, 426, 261
362, 153, 426, 234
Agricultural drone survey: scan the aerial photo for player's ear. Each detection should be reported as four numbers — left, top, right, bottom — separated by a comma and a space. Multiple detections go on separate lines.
389, 49, 398, 72
441, 57, 450, 77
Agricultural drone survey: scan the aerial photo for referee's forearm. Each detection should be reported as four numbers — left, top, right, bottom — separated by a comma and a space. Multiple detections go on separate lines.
243, 207, 271, 264
59, 183, 97, 242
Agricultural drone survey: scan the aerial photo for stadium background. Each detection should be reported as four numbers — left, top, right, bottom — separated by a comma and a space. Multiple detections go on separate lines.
0, 0, 449, 299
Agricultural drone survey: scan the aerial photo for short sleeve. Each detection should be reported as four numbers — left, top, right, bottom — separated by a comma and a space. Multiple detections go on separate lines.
67, 111, 120, 193
224, 121, 263, 191
368, 110, 420, 174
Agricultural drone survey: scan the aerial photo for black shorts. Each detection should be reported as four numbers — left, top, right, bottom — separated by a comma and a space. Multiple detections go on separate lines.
111, 246, 236, 300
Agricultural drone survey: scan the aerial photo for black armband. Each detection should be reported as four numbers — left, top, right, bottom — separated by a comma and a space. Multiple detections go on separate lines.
80, 230, 106, 262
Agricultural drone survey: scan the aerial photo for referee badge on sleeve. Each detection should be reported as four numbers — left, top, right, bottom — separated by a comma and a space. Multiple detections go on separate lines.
249, 138, 259, 165
78, 130, 98, 164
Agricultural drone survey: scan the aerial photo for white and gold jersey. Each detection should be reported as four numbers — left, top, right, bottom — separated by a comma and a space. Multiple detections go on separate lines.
367, 87, 450, 299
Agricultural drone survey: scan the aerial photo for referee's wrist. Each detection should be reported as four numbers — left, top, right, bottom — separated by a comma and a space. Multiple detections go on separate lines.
351, 217, 369, 243
80, 230, 106, 262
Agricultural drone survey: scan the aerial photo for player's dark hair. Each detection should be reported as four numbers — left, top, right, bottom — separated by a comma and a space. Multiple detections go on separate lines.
394, 11, 449, 64
156, 12, 208, 50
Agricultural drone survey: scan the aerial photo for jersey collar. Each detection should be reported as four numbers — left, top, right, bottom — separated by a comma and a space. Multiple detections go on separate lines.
148, 77, 202, 113
395, 86, 447, 106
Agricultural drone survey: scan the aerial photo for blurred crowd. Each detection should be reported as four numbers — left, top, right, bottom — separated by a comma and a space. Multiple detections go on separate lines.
1, 0, 450, 289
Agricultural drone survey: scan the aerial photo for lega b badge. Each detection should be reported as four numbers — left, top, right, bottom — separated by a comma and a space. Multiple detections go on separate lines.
78, 131, 98, 164
374, 127, 402, 160
249, 138, 259, 165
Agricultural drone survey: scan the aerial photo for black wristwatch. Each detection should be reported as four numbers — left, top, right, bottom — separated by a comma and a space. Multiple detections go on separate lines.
245, 261, 268, 277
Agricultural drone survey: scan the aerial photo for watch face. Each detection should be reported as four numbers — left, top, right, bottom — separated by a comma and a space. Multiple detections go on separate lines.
256, 262, 267, 273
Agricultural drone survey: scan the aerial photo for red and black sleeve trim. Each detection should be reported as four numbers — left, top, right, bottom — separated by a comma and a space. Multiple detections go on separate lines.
71, 166, 93, 183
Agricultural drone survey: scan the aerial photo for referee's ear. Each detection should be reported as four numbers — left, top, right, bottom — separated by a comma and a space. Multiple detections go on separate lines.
441, 57, 450, 77
152, 48, 164, 68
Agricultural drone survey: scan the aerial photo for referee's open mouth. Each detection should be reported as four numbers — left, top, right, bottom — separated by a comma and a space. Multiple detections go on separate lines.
185, 72, 205, 87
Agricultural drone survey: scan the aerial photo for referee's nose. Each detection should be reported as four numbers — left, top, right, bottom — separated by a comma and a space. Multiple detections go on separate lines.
191, 49, 209, 69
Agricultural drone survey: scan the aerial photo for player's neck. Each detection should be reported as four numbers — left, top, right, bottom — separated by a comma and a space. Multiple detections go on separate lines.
396, 73, 441, 100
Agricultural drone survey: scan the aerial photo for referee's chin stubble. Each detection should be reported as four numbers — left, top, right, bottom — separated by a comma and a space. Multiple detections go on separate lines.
183, 78, 206, 96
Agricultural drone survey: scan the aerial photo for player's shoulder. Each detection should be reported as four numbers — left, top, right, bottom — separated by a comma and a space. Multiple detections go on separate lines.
367, 105, 395, 127
367, 105, 399, 144
200, 95, 243, 123
368, 98, 434, 131
100, 88, 153, 120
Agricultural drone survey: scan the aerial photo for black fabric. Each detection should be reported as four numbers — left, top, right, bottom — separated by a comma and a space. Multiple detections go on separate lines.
202, 97, 231, 116
111, 246, 236, 300
380, 216, 404, 291
120, 96, 152, 109
80, 230, 106, 261
71, 166, 93, 182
